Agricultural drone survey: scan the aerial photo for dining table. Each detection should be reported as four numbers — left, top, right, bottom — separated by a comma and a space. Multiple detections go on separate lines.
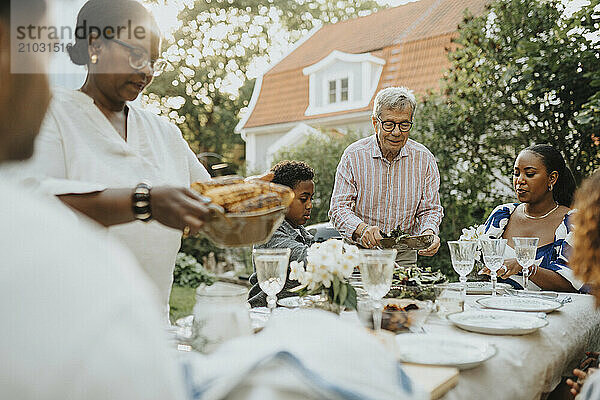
202, 288, 600, 400
411, 293, 600, 400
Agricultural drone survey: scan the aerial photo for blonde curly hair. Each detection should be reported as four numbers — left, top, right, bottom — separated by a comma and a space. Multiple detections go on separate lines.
571, 170, 600, 299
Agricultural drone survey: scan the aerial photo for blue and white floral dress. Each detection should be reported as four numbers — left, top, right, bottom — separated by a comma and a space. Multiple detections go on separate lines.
483, 203, 584, 292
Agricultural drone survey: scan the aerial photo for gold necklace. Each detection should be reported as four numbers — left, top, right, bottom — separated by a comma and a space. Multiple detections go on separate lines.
522, 202, 559, 219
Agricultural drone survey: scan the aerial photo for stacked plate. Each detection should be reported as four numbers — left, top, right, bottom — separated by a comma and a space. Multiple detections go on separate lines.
476, 296, 562, 313
448, 310, 548, 335
395, 333, 496, 370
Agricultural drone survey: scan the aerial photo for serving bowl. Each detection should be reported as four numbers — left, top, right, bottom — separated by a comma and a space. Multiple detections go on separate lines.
357, 298, 433, 333
200, 205, 287, 247
387, 282, 445, 301
380, 234, 434, 251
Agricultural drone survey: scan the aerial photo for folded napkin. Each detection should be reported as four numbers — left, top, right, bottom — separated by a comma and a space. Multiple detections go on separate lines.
180, 309, 426, 400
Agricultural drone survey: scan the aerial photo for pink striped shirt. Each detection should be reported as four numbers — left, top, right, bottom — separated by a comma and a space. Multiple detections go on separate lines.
329, 135, 443, 240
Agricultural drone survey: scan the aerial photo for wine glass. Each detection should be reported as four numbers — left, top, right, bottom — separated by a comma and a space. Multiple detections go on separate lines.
253, 248, 290, 314
447, 241, 478, 298
359, 249, 397, 332
479, 238, 507, 296
513, 237, 539, 292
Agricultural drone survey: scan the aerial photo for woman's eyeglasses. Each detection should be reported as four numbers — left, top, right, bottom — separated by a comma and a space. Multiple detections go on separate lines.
111, 38, 168, 77
376, 116, 413, 132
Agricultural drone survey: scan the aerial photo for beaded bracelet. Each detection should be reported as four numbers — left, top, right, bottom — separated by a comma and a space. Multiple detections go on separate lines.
132, 182, 152, 222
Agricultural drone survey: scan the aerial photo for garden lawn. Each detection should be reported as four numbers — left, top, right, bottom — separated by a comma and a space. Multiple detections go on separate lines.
169, 286, 195, 324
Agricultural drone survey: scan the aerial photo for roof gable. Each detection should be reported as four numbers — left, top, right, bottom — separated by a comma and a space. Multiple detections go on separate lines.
240, 0, 489, 131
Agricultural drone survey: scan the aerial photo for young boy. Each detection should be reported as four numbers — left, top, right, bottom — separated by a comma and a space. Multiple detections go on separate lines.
248, 160, 315, 307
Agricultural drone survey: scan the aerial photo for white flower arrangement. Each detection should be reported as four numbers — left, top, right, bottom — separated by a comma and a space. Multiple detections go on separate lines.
290, 239, 359, 310
459, 224, 490, 265
459, 224, 489, 241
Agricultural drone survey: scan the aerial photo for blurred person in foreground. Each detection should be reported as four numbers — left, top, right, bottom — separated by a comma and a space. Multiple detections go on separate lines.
328, 86, 443, 266
0, 1, 187, 398
481, 144, 582, 292
0, 2, 422, 399
20, 0, 213, 312
565, 170, 600, 399
248, 160, 315, 307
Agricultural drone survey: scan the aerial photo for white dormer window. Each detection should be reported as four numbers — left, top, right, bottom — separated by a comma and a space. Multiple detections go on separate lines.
327, 76, 349, 104
303, 50, 385, 116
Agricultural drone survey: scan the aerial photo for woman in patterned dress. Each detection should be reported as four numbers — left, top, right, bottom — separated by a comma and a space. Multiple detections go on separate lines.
480, 144, 581, 292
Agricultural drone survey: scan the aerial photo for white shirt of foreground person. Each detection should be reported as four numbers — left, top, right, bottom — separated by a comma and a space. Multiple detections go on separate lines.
0, 180, 186, 400
24, 87, 211, 307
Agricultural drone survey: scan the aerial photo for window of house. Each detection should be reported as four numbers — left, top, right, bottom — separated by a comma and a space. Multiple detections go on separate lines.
340, 78, 348, 101
328, 77, 349, 104
329, 80, 336, 104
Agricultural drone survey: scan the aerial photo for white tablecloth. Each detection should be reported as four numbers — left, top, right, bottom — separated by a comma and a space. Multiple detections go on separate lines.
431, 294, 600, 400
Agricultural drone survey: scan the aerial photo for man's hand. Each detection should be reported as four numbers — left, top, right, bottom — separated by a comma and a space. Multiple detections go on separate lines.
418, 229, 440, 256
360, 225, 383, 248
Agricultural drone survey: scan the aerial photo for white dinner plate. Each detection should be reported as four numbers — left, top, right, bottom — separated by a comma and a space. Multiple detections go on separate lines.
476, 296, 562, 313
442, 282, 513, 295
395, 333, 496, 370
277, 296, 303, 308
447, 310, 548, 335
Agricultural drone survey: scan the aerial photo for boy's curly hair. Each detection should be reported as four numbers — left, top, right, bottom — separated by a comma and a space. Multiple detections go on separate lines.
270, 160, 314, 189
571, 170, 600, 299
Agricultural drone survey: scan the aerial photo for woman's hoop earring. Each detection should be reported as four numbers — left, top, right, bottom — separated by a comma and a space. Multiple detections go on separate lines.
90, 54, 98, 64
549, 183, 554, 191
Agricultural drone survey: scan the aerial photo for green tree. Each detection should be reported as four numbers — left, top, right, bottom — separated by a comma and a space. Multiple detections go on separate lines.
144, 0, 382, 173
412, 0, 600, 276
436, 0, 599, 184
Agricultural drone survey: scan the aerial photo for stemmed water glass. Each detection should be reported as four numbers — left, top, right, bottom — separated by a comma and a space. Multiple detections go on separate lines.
447, 241, 479, 298
359, 249, 397, 333
253, 248, 290, 314
513, 237, 539, 292
479, 238, 507, 296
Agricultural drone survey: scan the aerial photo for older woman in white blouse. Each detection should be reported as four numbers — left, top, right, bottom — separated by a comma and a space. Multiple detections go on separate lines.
24, 0, 212, 309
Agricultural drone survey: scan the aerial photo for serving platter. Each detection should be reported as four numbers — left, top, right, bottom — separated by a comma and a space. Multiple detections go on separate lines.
447, 310, 548, 335
395, 333, 496, 370
476, 296, 562, 313
380, 234, 434, 250
442, 281, 512, 295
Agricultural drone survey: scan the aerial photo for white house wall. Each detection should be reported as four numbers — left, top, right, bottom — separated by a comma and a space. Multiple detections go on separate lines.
247, 130, 289, 173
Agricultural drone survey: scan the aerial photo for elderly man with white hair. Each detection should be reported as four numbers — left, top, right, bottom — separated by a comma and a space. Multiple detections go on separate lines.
329, 87, 443, 264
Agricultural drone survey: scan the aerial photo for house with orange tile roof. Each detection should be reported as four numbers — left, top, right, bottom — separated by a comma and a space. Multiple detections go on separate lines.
236, 0, 489, 172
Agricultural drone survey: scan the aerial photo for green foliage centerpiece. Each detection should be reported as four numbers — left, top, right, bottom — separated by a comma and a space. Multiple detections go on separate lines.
290, 239, 359, 313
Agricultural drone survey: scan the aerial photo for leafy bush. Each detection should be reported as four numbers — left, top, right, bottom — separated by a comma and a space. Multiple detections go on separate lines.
173, 252, 215, 288
179, 236, 222, 265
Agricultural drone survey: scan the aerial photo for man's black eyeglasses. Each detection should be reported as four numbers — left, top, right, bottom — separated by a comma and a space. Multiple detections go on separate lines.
376, 116, 413, 132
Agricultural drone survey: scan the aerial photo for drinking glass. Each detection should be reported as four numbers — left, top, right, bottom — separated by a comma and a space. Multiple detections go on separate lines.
513, 237, 539, 292
479, 238, 507, 296
447, 241, 478, 298
359, 249, 397, 332
253, 248, 290, 314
